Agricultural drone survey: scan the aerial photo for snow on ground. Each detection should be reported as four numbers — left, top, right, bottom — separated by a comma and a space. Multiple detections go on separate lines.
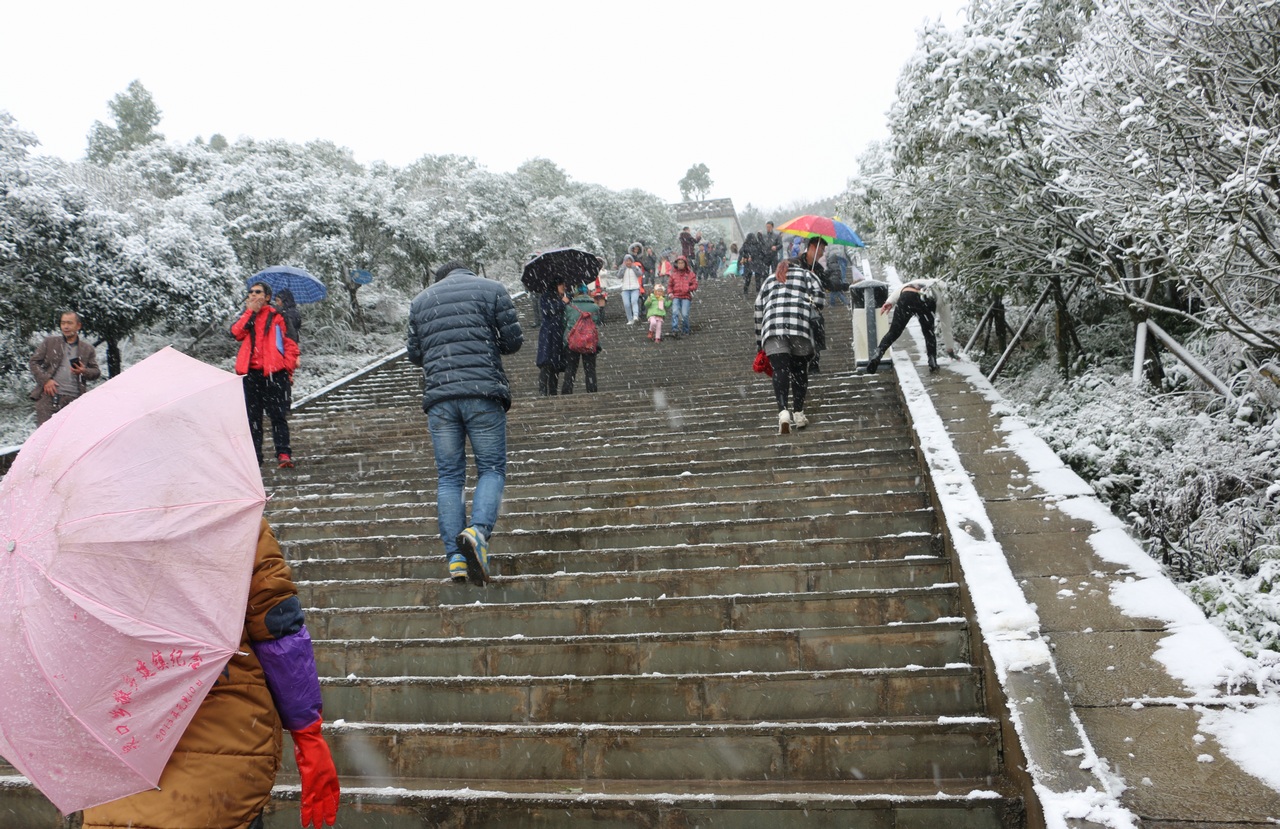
896, 319, 1280, 818
892, 346, 1139, 829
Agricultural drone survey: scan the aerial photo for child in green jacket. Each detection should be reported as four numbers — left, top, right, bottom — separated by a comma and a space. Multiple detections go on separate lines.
643, 285, 671, 342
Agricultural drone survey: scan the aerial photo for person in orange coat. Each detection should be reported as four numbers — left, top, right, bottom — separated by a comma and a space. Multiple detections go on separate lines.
82, 519, 340, 829
232, 281, 301, 468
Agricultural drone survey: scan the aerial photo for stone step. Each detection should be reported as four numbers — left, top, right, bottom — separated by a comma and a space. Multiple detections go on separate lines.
278, 510, 938, 558
306, 585, 961, 640
294, 366, 893, 405
258, 780, 1021, 829
295, 395, 908, 441
0, 760, 1021, 827
276, 437, 918, 481
273, 483, 928, 527
296, 556, 952, 608
288, 533, 940, 578
264, 460, 922, 508
314, 620, 971, 679
319, 665, 983, 725
281, 718, 1002, 784
265, 462, 925, 508
286, 390, 903, 434
270, 492, 932, 542
305, 372, 899, 408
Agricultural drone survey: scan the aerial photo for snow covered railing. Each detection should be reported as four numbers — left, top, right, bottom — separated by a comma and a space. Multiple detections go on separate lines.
292, 348, 408, 411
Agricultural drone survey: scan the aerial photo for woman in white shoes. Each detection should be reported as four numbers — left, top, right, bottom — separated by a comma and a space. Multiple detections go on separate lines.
754, 237, 828, 434
617, 254, 645, 324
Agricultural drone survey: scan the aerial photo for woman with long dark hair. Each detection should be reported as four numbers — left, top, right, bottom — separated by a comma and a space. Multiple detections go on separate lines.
754, 238, 828, 434
535, 281, 568, 395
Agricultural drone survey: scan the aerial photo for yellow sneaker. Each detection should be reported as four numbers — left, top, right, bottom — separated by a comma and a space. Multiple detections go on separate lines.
455, 527, 490, 586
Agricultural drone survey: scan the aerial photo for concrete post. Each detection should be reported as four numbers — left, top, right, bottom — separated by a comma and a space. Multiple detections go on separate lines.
851, 280, 890, 365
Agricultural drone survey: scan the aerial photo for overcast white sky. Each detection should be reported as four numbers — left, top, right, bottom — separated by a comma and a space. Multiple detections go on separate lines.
3, 0, 966, 210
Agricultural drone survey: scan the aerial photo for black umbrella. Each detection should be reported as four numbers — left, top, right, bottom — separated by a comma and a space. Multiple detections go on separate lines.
521, 248, 604, 294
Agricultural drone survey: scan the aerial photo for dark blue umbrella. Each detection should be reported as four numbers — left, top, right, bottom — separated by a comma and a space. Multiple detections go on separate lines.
521, 248, 604, 294
246, 266, 327, 304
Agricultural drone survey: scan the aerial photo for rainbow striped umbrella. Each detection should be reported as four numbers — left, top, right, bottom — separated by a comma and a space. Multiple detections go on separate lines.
776, 215, 865, 247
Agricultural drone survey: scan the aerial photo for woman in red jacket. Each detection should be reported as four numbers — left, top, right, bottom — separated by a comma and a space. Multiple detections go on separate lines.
666, 255, 699, 337
232, 282, 301, 467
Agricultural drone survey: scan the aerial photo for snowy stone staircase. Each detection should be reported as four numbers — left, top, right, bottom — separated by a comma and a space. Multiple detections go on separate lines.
258, 279, 1028, 827
0, 278, 1030, 827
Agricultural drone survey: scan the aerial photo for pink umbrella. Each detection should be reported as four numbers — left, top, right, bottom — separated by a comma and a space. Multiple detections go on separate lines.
0, 347, 266, 814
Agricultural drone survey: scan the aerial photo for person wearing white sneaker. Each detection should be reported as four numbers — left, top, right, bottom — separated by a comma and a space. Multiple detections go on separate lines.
617, 254, 644, 325
754, 238, 828, 435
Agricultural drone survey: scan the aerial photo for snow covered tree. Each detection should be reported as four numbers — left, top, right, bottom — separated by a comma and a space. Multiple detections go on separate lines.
571, 184, 674, 265
1042, 0, 1280, 372
882, 0, 1095, 292
86, 80, 165, 165
678, 163, 712, 201
0, 112, 84, 371
870, 0, 1103, 379
514, 158, 571, 201
523, 195, 600, 256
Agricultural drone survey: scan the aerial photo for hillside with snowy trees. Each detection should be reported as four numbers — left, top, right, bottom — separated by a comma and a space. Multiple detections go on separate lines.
2, 0, 1277, 660
839, 0, 1279, 658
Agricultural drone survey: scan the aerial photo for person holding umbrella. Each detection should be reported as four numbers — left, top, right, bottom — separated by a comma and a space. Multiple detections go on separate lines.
232, 281, 300, 468
522, 247, 605, 398
536, 281, 569, 396
1, 347, 339, 828
273, 287, 303, 343
82, 519, 341, 829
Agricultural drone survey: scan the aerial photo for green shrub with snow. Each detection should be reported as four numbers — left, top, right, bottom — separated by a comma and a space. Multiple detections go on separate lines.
1007, 363, 1280, 657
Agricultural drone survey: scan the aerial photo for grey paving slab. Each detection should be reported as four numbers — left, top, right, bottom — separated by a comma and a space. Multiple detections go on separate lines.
997, 530, 1126, 579
913, 343, 1280, 827
982, 499, 1097, 535
1076, 706, 1280, 823
1019, 574, 1164, 634
1047, 631, 1187, 706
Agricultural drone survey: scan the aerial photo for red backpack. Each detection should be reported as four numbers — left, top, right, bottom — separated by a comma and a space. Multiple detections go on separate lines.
567, 310, 599, 354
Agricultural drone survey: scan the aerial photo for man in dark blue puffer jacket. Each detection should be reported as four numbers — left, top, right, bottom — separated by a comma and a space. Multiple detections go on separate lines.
406, 261, 523, 584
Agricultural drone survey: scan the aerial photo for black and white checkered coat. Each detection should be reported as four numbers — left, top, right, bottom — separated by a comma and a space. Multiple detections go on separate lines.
754, 263, 826, 346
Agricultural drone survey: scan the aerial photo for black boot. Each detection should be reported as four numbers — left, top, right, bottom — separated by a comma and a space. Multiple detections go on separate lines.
865, 348, 882, 375
928, 356, 939, 373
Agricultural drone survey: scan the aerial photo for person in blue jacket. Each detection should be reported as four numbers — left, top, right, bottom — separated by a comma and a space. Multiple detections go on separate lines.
406, 261, 524, 585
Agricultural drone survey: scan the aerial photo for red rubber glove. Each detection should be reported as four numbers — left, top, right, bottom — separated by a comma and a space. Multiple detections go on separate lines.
291, 718, 340, 827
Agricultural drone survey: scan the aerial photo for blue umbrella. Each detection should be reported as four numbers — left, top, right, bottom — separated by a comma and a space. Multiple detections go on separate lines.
246, 266, 327, 304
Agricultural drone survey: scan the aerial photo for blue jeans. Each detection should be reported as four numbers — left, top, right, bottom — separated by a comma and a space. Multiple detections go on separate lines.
426, 397, 508, 554
671, 298, 691, 334
622, 289, 641, 322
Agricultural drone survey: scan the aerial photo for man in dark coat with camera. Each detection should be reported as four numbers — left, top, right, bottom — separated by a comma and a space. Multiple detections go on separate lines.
29, 310, 101, 425
407, 261, 523, 585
